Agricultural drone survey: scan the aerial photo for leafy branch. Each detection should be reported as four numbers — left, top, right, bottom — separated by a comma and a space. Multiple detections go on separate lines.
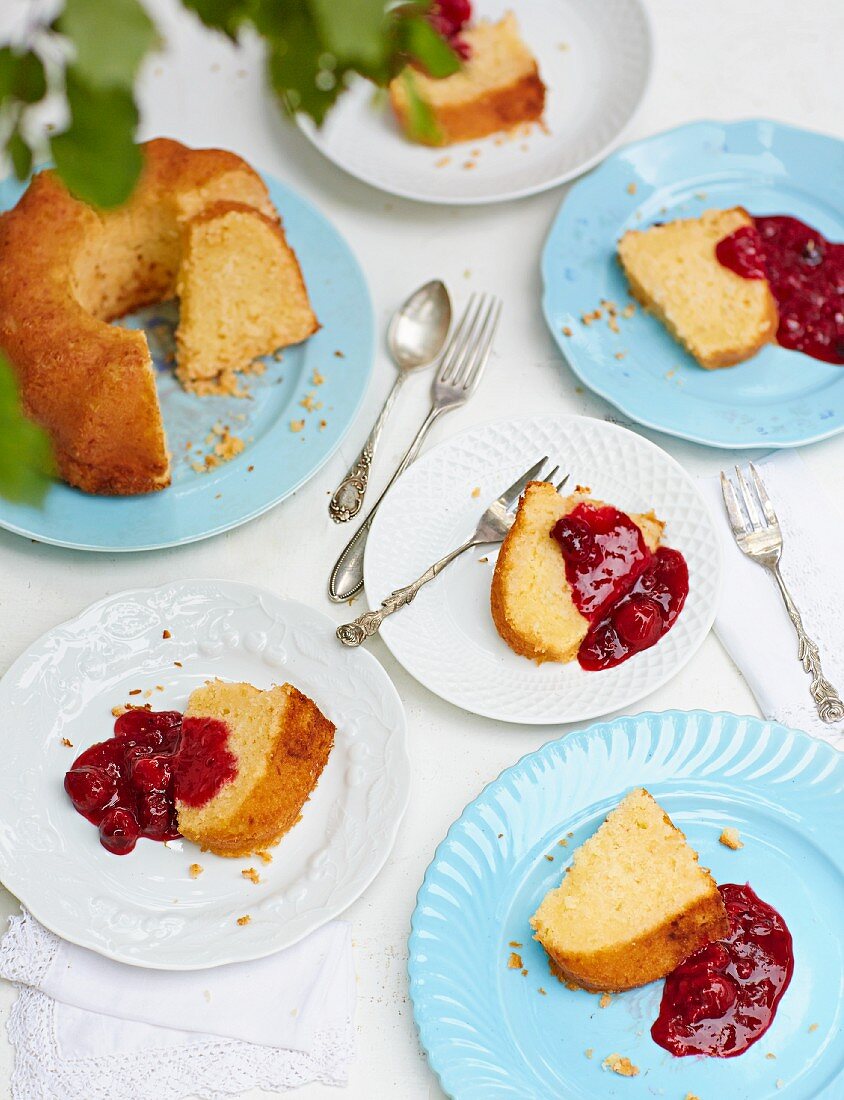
0, 1, 459, 502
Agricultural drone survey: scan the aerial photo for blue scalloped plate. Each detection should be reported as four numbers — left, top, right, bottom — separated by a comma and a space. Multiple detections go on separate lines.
0, 171, 374, 550
541, 119, 844, 448
409, 711, 844, 1099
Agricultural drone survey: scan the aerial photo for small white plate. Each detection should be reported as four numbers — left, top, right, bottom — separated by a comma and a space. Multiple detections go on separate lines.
364, 415, 721, 724
0, 581, 410, 969
297, 0, 652, 205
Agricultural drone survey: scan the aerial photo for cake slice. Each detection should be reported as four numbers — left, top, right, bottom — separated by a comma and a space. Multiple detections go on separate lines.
175, 680, 335, 858
531, 789, 729, 991
389, 13, 546, 146
175, 201, 318, 395
617, 207, 778, 369
491, 481, 663, 663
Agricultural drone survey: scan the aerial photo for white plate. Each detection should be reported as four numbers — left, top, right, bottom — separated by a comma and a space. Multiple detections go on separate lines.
297, 0, 652, 205
364, 415, 721, 724
0, 581, 410, 969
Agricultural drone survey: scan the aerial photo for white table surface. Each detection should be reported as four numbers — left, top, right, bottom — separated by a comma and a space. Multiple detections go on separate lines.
1, 1, 842, 1096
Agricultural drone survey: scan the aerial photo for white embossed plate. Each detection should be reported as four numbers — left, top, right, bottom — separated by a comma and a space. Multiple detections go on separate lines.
296, 0, 652, 205
0, 581, 410, 969
364, 415, 720, 724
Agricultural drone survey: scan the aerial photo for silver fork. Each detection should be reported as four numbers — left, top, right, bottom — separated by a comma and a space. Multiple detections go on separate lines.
328, 293, 501, 603
720, 463, 844, 724
336, 458, 569, 646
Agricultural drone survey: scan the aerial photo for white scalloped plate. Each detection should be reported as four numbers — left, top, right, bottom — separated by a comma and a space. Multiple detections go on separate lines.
364, 415, 721, 724
0, 581, 410, 969
297, 0, 652, 204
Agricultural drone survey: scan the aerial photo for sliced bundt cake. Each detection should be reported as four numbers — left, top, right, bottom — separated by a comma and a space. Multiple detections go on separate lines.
617, 207, 778, 369
390, 13, 546, 146
531, 788, 729, 991
491, 481, 663, 663
175, 680, 335, 858
176, 201, 318, 395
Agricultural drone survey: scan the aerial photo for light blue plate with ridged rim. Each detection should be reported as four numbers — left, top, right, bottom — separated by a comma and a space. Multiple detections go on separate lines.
541, 119, 844, 449
0, 170, 374, 551
408, 711, 844, 1099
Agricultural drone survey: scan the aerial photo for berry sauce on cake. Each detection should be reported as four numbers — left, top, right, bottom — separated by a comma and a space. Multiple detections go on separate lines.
652, 883, 794, 1057
429, 0, 472, 60
64, 708, 237, 856
552, 503, 689, 670
716, 214, 844, 364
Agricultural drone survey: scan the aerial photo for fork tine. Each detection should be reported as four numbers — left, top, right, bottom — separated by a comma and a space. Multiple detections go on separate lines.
496, 457, 549, 511
749, 462, 778, 526
450, 294, 492, 388
459, 297, 501, 393
556, 474, 570, 493
720, 471, 749, 535
438, 294, 482, 383
544, 464, 560, 484
735, 465, 763, 529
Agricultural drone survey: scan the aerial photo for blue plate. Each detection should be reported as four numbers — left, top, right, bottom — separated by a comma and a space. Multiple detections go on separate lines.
409, 711, 844, 1099
541, 119, 844, 449
0, 172, 374, 550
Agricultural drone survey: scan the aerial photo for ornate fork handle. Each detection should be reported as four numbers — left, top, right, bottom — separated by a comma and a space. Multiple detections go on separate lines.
770, 563, 844, 724
329, 376, 405, 523
336, 539, 474, 647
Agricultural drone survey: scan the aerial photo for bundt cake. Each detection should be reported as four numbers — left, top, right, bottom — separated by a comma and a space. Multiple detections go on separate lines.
531, 788, 729, 991
617, 207, 778, 369
390, 12, 546, 146
0, 138, 316, 495
175, 680, 335, 859
491, 482, 663, 663
176, 201, 318, 395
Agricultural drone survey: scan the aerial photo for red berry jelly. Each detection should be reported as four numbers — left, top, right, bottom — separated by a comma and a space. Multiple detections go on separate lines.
430, 0, 472, 59
551, 503, 689, 670
652, 883, 794, 1057
64, 708, 236, 855
716, 214, 844, 364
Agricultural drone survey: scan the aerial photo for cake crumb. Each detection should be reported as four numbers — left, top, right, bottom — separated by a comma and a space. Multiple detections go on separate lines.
462, 160, 476, 170
434, 156, 451, 168
128, 689, 141, 696
508, 941, 523, 947
614, 351, 626, 359
290, 419, 305, 433
203, 989, 212, 1002
162, 629, 171, 639
599, 993, 612, 1008
684, 1094, 700, 1100
766, 1052, 777, 1060
626, 182, 637, 195
545, 854, 554, 861
562, 325, 573, 336
478, 556, 488, 564
334, 349, 345, 358
538, 987, 546, 995
189, 864, 203, 879
558, 839, 568, 847
565, 981, 579, 991
300, 392, 319, 412
257, 850, 273, 864
521, 968, 528, 976
720, 827, 743, 850
585, 1048, 593, 1059
602, 1053, 638, 1077
319, 419, 327, 430
143, 689, 153, 700
241, 867, 261, 885
508, 952, 523, 969
237, 915, 251, 926
312, 369, 325, 386
809, 1023, 819, 1033
471, 486, 481, 498
61, 737, 73, 748
174, 660, 183, 668
621, 303, 636, 319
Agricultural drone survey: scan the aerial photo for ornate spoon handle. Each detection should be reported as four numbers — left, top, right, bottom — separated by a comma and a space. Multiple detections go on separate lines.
336, 538, 475, 646
329, 375, 405, 523
771, 563, 844, 724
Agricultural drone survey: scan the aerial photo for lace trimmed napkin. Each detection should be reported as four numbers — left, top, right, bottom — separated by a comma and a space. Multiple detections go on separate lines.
699, 450, 844, 749
0, 909, 355, 1100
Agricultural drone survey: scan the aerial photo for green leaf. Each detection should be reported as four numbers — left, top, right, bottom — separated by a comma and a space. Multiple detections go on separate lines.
181, 0, 254, 39
400, 14, 460, 78
309, 0, 389, 74
0, 48, 47, 104
8, 130, 32, 180
0, 356, 55, 505
399, 68, 440, 144
51, 69, 142, 208
59, 0, 157, 90
262, 1, 346, 125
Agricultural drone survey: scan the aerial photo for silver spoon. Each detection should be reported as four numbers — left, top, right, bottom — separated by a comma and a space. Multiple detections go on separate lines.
328, 280, 451, 523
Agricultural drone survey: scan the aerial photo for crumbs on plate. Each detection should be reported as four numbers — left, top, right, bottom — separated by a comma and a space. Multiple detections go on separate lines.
189, 863, 203, 879
241, 867, 261, 885
720, 827, 744, 850
602, 1053, 639, 1077
237, 914, 251, 926
507, 952, 523, 969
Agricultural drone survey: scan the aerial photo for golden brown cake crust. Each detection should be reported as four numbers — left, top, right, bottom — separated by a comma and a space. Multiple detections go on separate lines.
0, 138, 276, 495
179, 685, 336, 859
544, 890, 729, 992
390, 68, 545, 146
